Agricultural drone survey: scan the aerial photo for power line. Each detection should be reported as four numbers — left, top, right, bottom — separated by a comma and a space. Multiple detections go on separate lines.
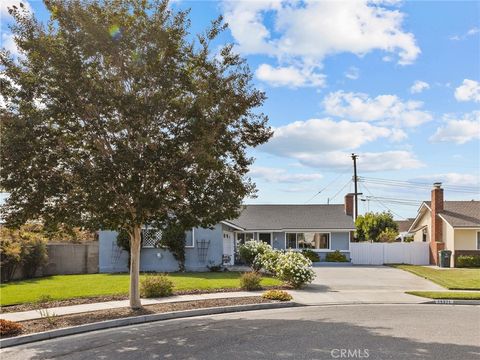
329, 179, 353, 203
305, 169, 351, 203
359, 177, 479, 194
361, 183, 407, 220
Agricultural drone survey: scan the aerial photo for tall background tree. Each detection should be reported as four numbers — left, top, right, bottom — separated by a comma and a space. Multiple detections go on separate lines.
0, 0, 271, 308
355, 211, 399, 242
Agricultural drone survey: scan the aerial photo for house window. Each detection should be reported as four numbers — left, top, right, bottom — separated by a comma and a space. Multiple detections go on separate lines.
236, 232, 255, 246
185, 229, 194, 248
477, 232, 480, 250
285, 232, 330, 250
286, 233, 297, 249
258, 233, 272, 246
142, 229, 162, 248
422, 228, 427, 242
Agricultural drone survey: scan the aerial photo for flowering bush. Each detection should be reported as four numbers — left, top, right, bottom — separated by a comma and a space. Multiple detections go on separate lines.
253, 249, 282, 275
238, 241, 273, 271
274, 251, 316, 288
262, 290, 292, 301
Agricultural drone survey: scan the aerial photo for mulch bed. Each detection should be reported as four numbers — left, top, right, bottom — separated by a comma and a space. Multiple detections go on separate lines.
4, 297, 274, 338
1, 286, 289, 313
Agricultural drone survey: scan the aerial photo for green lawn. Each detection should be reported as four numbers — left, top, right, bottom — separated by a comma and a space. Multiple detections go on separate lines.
392, 265, 480, 290
0, 272, 281, 306
407, 291, 480, 300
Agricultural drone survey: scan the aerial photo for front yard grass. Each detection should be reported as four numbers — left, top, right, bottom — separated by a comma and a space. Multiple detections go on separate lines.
407, 291, 480, 300
392, 265, 480, 290
0, 272, 281, 306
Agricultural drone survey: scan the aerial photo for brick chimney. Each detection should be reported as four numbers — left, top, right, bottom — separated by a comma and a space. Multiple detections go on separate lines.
430, 182, 445, 264
344, 193, 354, 217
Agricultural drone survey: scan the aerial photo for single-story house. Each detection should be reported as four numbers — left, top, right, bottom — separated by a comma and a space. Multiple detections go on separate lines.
98, 194, 356, 272
408, 183, 480, 266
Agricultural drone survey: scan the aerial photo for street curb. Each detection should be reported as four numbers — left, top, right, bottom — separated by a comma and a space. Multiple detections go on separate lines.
423, 299, 480, 305
0, 301, 299, 349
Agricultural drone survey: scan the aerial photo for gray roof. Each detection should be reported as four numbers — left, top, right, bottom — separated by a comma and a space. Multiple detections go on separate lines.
424, 201, 480, 228
396, 218, 415, 233
225, 204, 355, 231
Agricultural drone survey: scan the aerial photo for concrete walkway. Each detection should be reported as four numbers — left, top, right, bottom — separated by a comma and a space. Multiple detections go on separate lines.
0, 265, 464, 322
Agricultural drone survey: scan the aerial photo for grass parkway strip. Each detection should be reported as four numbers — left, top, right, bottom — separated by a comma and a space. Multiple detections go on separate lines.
0, 272, 281, 306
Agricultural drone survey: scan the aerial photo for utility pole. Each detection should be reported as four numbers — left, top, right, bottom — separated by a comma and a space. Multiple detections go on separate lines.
351, 153, 359, 220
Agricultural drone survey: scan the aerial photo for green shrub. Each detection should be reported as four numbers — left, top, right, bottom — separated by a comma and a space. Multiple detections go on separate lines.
325, 250, 348, 262
238, 241, 273, 271
301, 249, 320, 262
456, 255, 480, 268
275, 251, 315, 289
0, 319, 23, 337
0, 235, 22, 283
0, 226, 48, 281
140, 274, 174, 298
20, 236, 48, 278
262, 290, 292, 301
239, 272, 262, 291
207, 263, 224, 272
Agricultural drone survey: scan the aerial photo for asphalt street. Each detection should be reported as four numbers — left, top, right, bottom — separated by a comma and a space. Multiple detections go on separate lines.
1, 304, 479, 360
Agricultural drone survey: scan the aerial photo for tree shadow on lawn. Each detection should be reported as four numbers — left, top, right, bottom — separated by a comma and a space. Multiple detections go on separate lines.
4, 312, 478, 360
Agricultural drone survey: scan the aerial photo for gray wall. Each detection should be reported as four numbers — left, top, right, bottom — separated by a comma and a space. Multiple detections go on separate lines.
331, 232, 350, 251
12, 243, 99, 280
99, 225, 224, 273
43, 243, 99, 275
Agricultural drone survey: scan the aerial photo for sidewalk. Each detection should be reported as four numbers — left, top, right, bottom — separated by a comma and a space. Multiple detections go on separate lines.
1, 288, 439, 323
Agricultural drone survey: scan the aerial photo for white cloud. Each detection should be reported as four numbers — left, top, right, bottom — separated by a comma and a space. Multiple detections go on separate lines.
262, 118, 396, 157
344, 66, 360, 80
223, 0, 420, 87
454, 79, 480, 103
323, 91, 432, 127
295, 150, 424, 172
255, 64, 325, 88
259, 118, 419, 171
1, 33, 20, 56
449, 27, 479, 41
410, 80, 430, 94
430, 111, 480, 144
249, 167, 323, 183
0, 0, 32, 18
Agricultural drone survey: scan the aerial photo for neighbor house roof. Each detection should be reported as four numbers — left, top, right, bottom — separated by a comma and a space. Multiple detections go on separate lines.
414, 201, 480, 229
395, 218, 415, 233
224, 204, 355, 231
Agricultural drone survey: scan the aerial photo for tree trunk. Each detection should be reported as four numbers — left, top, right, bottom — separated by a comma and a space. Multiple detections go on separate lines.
129, 225, 142, 309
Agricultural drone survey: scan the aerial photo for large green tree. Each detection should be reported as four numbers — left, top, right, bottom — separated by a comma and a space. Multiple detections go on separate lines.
355, 211, 399, 242
0, 0, 271, 308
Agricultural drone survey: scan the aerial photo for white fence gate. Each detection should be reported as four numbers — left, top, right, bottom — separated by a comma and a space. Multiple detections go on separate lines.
350, 242, 429, 265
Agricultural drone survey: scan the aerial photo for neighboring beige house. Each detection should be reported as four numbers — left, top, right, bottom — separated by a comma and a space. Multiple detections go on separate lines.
409, 183, 480, 266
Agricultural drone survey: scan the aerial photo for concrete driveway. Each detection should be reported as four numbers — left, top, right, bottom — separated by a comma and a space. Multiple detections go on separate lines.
290, 265, 445, 305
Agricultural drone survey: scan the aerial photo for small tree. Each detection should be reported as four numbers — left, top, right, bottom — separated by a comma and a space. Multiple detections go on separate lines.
1, 0, 271, 308
377, 228, 398, 243
355, 212, 398, 242
157, 223, 187, 272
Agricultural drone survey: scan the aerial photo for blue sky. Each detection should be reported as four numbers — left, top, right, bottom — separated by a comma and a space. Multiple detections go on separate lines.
1, 0, 479, 219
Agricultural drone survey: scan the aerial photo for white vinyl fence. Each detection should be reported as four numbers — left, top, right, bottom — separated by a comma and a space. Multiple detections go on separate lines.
350, 242, 429, 265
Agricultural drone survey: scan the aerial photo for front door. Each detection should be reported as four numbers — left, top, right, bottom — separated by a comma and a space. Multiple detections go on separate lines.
222, 231, 234, 266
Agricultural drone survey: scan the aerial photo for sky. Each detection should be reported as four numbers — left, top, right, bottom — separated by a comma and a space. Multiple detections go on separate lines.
1, 0, 479, 220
